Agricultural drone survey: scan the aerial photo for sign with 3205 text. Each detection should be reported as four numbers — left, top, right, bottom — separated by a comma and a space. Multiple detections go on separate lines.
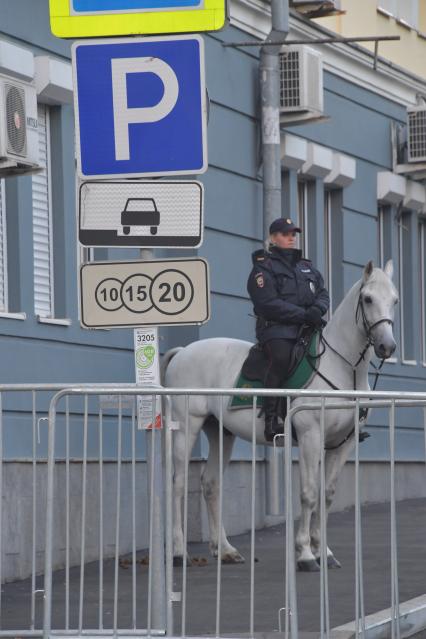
49, 0, 227, 38
72, 36, 207, 179
80, 258, 210, 328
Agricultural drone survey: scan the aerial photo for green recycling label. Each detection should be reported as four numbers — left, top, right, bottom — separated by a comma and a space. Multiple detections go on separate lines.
136, 345, 155, 369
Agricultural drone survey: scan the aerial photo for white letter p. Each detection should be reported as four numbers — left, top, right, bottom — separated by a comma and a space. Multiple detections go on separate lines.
111, 57, 179, 162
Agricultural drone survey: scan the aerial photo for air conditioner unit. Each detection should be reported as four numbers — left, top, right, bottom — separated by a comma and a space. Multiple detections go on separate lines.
279, 46, 324, 123
407, 105, 426, 163
0, 75, 40, 175
290, 0, 342, 18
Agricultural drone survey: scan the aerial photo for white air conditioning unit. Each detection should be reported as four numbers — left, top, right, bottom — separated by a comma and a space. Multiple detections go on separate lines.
0, 75, 40, 175
279, 46, 324, 123
290, 0, 342, 18
407, 105, 426, 163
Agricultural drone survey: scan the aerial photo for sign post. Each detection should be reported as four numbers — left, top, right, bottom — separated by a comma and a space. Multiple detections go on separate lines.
50, 0, 213, 631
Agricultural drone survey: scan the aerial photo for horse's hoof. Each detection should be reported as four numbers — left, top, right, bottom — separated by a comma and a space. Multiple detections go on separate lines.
315, 555, 342, 569
297, 559, 320, 572
173, 555, 192, 567
221, 552, 245, 564
327, 555, 341, 569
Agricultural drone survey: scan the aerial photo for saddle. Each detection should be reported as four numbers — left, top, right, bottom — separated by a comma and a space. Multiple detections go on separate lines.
230, 325, 319, 414
241, 324, 317, 382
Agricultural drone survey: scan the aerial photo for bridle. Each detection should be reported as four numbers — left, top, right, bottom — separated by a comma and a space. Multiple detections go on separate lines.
354, 285, 394, 359
318, 284, 394, 383
306, 285, 395, 450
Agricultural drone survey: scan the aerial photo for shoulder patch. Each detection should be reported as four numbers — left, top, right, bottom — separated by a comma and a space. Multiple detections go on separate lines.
256, 255, 265, 262
255, 273, 265, 288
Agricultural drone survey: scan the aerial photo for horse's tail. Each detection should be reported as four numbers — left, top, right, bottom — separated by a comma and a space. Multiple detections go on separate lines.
161, 346, 183, 382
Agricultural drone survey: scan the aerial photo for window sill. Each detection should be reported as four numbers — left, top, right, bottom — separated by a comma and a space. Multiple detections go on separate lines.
37, 316, 72, 326
0, 312, 27, 321
395, 17, 413, 31
377, 7, 393, 18
402, 359, 417, 366
385, 357, 397, 364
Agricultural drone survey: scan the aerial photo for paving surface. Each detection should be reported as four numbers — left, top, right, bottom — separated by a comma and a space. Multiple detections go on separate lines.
2, 499, 426, 636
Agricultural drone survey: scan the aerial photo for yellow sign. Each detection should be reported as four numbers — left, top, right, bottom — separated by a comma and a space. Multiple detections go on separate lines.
49, 0, 227, 37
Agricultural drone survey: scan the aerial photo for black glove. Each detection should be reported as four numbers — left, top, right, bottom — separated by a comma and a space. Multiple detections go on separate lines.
304, 306, 323, 328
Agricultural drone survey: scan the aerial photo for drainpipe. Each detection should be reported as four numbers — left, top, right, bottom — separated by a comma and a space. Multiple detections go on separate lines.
260, 0, 289, 247
261, 0, 289, 518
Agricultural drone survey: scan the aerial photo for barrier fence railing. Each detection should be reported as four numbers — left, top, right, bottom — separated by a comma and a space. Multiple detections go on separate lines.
1, 385, 426, 639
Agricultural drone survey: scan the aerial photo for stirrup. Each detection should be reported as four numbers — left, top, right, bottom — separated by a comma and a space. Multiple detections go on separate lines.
358, 430, 370, 443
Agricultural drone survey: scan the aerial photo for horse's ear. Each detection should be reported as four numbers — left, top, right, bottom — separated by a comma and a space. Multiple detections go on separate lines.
363, 260, 374, 282
384, 259, 394, 280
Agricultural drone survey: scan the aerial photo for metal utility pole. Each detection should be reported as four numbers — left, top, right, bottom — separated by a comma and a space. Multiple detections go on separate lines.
260, 0, 289, 246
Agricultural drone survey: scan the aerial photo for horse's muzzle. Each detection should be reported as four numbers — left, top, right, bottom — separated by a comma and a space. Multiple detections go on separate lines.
375, 339, 396, 359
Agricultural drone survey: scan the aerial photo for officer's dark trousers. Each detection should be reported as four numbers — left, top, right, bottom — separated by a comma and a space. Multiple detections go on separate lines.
263, 338, 295, 418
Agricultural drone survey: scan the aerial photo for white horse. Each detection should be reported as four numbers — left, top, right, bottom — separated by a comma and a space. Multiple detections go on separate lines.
163, 260, 398, 571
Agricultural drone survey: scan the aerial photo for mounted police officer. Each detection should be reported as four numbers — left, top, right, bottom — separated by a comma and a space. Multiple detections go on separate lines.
247, 217, 330, 441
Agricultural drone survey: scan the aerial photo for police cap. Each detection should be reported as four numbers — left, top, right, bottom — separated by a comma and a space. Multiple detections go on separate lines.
269, 218, 301, 234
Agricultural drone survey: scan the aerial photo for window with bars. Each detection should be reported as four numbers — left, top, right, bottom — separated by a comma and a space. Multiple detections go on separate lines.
32, 104, 54, 318
0, 179, 8, 313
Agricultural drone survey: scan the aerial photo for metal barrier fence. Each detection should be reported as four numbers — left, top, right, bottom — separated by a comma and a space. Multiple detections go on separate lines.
1, 385, 426, 639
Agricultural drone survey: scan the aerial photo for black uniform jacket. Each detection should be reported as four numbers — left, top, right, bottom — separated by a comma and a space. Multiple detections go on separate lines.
247, 246, 330, 342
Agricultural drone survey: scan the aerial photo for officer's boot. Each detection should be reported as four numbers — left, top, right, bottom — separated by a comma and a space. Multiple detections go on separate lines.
264, 396, 280, 442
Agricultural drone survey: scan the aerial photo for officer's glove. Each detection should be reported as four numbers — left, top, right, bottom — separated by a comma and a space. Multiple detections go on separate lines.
304, 306, 323, 328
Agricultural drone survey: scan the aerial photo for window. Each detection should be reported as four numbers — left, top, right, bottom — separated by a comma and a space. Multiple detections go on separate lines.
0, 179, 8, 312
378, 205, 392, 269
398, 211, 415, 362
324, 191, 333, 312
377, 0, 397, 15
32, 104, 54, 318
420, 220, 426, 365
377, 0, 419, 28
297, 181, 309, 257
398, 0, 418, 27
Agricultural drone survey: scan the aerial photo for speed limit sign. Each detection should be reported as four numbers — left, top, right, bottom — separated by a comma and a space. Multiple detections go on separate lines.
80, 258, 210, 328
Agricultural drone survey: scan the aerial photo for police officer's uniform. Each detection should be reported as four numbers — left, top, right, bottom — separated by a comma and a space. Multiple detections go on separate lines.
247, 218, 330, 440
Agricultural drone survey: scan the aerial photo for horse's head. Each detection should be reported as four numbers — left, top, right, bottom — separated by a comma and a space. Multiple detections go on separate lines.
357, 260, 398, 359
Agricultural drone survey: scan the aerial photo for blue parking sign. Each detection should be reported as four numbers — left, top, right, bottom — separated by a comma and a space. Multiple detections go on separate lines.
72, 36, 207, 178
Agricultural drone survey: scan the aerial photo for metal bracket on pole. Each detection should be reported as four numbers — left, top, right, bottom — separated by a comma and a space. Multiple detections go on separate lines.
223, 34, 400, 49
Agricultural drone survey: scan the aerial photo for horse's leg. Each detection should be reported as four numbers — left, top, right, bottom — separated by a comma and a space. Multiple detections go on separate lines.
173, 413, 205, 566
296, 429, 321, 572
310, 434, 355, 568
202, 419, 244, 563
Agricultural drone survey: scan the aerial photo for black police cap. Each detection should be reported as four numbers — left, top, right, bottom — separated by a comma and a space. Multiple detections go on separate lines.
269, 218, 301, 234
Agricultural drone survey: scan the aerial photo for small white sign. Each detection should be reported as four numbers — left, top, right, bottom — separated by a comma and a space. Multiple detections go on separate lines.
79, 258, 210, 329
134, 328, 162, 430
79, 180, 203, 248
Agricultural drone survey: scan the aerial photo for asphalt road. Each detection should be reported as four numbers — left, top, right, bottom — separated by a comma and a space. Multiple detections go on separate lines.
2, 499, 426, 636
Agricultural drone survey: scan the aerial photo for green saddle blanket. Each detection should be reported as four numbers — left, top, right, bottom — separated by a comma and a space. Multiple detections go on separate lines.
230, 332, 319, 409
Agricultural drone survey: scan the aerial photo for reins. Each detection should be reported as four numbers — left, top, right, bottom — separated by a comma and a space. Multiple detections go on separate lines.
304, 285, 393, 450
